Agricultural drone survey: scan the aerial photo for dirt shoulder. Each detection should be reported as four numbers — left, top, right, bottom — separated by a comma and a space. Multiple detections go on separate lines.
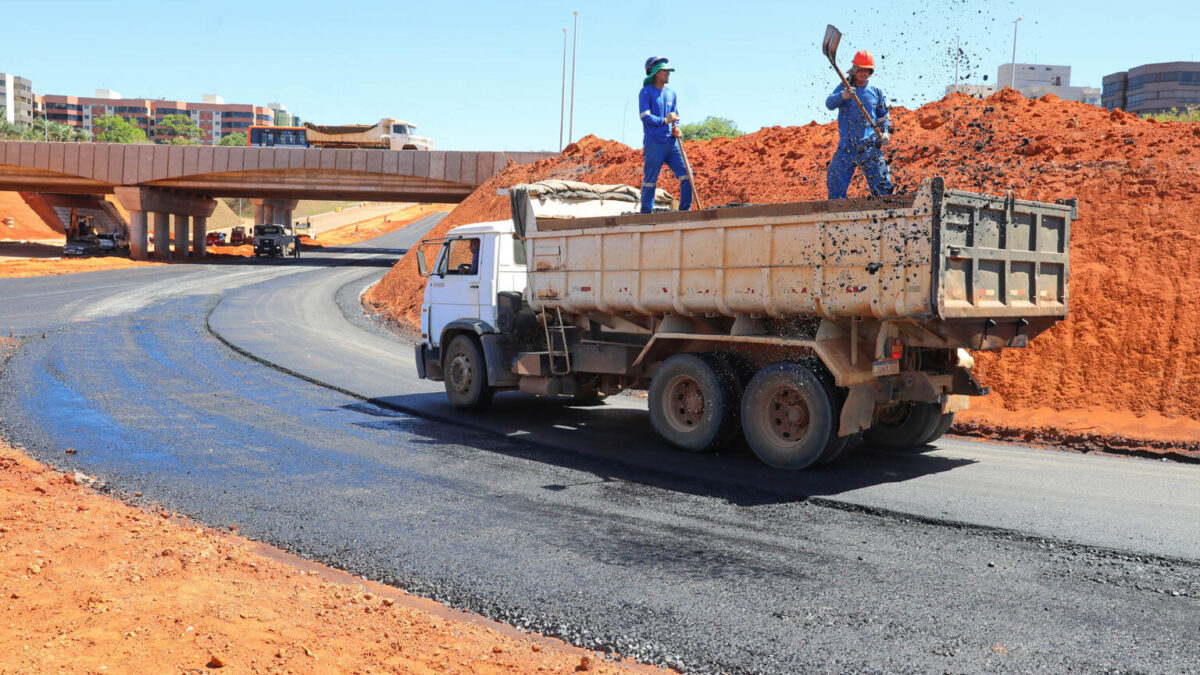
0, 431, 664, 674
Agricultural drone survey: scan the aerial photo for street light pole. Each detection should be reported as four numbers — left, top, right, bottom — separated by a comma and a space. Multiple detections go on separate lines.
568, 10, 578, 146
1010, 17, 1023, 90
560, 28, 567, 151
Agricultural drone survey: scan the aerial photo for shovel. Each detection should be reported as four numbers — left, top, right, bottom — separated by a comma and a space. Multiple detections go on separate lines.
822, 24, 883, 139
673, 123, 704, 211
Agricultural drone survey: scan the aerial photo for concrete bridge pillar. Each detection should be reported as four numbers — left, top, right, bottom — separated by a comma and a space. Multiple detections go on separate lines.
251, 199, 299, 227
127, 210, 149, 260
192, 216, 206, 257
114, 187, 217, 262
174, 214, 190, 258
254, 203, 266, 225
152, 211, 171, 259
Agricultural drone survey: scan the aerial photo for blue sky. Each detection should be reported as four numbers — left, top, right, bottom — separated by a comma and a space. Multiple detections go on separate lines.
2, 0, 1197, 150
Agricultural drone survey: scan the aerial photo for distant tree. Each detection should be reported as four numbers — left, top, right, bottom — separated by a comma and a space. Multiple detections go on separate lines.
93, 115, 147, 143
679, 116, 743, 142
217, 131, 246, 147
155, 114, 204, 145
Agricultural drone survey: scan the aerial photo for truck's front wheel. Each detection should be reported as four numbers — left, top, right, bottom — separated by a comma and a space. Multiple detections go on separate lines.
741, 362, 836, 470
649, 353, 741, 453
443, 335, 494, 411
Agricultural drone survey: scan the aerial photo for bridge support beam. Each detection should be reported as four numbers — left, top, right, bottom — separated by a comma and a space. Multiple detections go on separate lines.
174, 214, 190, 258
128, 210, 148, 260
193, 216, 206, 258
113, 187, 217, 261
152, 212, 171, 259
251, 199, 298, 227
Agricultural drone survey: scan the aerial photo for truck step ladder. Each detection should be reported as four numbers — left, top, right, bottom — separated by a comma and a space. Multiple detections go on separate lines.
542, 307, 573, 376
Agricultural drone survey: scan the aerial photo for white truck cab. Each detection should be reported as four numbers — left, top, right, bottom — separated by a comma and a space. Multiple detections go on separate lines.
418, 219, 527, 349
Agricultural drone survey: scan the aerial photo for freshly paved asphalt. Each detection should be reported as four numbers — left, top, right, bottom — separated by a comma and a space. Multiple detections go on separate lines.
1, 217, 1197, 673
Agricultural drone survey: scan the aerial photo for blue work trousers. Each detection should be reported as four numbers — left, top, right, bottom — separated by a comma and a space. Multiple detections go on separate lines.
641, 140, 692, 213
827, 143, 894, 199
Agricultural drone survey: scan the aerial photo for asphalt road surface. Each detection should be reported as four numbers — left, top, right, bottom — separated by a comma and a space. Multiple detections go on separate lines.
1, 216, 1197, 674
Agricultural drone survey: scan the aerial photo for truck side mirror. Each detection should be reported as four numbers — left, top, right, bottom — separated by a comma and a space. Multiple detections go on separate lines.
417, 250, 430, 277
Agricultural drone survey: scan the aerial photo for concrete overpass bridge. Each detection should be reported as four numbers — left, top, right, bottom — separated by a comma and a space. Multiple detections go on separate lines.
0, 141, 554, 259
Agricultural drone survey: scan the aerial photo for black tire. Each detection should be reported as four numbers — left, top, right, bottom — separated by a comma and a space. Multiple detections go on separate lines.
648, 353, 741, 453
922, 411, 956, 445
741, 362, 837, 470
863, 401, 943, 451
442, 335, 494, 411
809, 363, 861, 467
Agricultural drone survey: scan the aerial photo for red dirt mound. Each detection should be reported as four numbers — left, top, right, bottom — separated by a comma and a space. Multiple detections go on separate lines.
365, 88, 1200, 448
0, 192, 63, 240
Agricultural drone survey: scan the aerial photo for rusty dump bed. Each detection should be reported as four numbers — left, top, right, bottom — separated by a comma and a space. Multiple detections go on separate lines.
516, 177, 1074, 342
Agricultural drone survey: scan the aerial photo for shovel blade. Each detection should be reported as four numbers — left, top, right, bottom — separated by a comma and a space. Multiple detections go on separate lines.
822, 24, 842, 62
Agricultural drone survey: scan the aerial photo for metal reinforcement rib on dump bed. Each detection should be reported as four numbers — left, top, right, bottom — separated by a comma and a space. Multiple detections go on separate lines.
514, 177, 1075, 351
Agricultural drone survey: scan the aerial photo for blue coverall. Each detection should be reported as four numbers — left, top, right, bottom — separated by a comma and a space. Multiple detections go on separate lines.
639, 84, 692, 213
825, 82, 894, 199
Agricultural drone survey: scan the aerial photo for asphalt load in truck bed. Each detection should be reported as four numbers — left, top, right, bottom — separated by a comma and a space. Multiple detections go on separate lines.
364, 88, 1200, 454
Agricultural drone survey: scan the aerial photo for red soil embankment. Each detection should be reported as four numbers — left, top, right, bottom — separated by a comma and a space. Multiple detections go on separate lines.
365, 88, 1200, 451
0, 192, 64, 240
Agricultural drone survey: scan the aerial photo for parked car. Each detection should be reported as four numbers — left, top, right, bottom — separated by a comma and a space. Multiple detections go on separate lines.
63, 237, 101, 257
96, 232, 129, 254
205, 231, 227, 246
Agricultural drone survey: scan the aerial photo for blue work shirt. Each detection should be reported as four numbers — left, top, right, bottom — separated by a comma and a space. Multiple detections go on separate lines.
639, 85, 678, 145
826, 83, 890, 147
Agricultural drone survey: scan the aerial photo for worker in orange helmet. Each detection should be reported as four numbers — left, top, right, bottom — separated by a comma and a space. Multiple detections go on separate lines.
825, 49, 894, 199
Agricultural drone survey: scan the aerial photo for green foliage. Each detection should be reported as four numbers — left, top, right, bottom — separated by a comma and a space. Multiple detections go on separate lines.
0, 108, 25, 140
93, 115, 147, 144
0, 110, 90, 142
217, 132, 246, 147
679, 116, 743, 142
1144, 107, 1200, 123
155, 114, 204, 145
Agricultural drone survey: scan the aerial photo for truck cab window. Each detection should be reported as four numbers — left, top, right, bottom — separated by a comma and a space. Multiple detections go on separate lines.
443, 238, 480, 275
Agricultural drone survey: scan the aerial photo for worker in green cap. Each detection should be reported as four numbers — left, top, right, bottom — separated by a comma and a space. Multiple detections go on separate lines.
638, 56, 691, 213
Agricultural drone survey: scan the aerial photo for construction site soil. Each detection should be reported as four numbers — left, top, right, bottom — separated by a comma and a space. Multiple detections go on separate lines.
365, 88, 1200, 456
0, 431, 658, 675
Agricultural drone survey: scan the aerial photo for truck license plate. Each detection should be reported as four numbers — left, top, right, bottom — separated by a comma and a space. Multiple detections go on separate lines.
872, 359, 900, 376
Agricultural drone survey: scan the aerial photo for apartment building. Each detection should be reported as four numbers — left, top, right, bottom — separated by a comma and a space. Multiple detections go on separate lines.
1102, 62, 1200, 114
42, 90, 278, 143
1, 72, 36, 125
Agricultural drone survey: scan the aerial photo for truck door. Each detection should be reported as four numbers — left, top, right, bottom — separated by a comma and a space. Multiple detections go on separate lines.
427, 236, 483, 347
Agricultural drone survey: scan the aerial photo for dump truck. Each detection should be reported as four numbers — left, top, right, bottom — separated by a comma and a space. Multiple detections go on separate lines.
303, 118, 433, 150
414, 177, 1076, 469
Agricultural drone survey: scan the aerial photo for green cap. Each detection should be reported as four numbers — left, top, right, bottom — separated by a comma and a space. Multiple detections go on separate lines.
643, 61, 675, 86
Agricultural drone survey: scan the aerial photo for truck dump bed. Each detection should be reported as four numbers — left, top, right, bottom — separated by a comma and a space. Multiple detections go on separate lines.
515, 177, 1074, 348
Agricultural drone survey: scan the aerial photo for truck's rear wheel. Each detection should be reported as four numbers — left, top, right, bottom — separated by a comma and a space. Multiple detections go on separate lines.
741, 362, 836, 470
443, 335, 494, 411
922, 411, 956, 445
649, 353, 741, 453
863, 401, 942, 451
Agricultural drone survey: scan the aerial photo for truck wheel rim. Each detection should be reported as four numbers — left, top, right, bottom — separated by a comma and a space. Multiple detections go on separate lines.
664, 374, 705, 432
448, 355, 473, 394
765, 387, 810, 444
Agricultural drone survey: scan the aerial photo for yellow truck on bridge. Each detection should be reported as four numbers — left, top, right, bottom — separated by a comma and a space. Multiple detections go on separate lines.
414, 178, 1076, 470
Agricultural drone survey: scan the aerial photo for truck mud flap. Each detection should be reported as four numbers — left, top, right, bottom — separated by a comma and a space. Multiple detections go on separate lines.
480, 334, 521, 387
417, 344, 442, 381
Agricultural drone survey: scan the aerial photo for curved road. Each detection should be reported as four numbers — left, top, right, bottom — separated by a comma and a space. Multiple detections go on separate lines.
1, 216, 1197, 673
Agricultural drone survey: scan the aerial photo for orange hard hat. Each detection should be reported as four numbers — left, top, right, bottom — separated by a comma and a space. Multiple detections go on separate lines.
852, 50, 875, 69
